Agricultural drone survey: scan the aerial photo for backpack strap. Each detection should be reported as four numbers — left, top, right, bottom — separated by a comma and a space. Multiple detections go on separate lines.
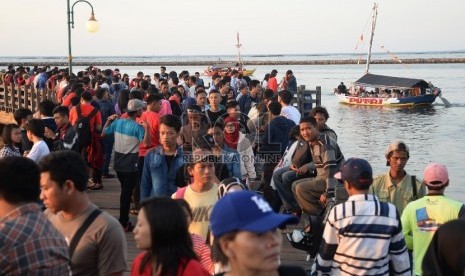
77, 104, 99, 120
69, 208, 102, 260
76, 104, 82, 119
204, 110, 211, 124
175, 186, 187, 199
88, 106, 99, 120
411, 175, 418, 200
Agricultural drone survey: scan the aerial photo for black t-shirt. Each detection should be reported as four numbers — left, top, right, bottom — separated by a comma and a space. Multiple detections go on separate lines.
205, 109, 227, 124
220, 94, 228, 107
21, 129, 33, 152
165, 154, 175, 170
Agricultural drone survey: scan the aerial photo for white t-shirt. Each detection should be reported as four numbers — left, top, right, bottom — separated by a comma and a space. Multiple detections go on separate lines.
189, 86, 196, 98
262, 80, 268, 89
27, 140, 50, 162
281, 105, 301, 125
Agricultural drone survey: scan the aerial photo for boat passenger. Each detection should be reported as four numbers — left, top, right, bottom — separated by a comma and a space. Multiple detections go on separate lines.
337, 82, 347, 94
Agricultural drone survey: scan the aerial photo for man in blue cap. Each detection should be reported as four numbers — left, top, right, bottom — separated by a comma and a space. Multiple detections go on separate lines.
312, 158, 411, 276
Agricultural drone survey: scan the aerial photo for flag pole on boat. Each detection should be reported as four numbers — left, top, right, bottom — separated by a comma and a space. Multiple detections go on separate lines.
236, 32, 243, 67
365, 3, 378, 75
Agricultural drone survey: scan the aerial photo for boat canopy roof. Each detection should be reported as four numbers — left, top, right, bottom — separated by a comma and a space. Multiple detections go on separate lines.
355, 73, 430, 89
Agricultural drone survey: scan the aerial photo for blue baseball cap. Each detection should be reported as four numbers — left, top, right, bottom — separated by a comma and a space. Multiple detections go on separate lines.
334, 158, 373, 185
210, 191, 299, 238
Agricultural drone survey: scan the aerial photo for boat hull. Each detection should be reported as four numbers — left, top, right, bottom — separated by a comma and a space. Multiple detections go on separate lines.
335, 94, 437, 107
203, 68, 255, 77
240, 69, 256, 76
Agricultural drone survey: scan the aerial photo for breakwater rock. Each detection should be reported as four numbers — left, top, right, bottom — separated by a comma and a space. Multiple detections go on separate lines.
1, 58, 465, 67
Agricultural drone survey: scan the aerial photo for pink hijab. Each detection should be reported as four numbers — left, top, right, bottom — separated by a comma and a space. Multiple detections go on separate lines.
159, 99, 173, 116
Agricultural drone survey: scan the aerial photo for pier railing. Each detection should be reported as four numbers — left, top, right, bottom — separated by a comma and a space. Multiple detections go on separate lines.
293, 85, 321, 116
0, 81, 50, 114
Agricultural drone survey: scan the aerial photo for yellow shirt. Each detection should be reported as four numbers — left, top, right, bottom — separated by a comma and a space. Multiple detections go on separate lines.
172, 184, 219, 240
401, 195, 464, 275
370, 172, 425, 215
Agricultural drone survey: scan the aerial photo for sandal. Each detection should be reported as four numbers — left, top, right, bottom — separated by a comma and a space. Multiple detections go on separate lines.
303, 224, 311, 234
286, 229, 312, 251
87, 178, 95, 188
286, 223, 323, 258
88, 182, 104, 190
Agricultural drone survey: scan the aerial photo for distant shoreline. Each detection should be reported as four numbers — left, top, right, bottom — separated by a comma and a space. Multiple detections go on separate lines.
1, 58, 465, 67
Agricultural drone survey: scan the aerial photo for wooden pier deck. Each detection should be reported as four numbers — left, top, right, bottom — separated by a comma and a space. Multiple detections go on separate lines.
87, 176, 311, 275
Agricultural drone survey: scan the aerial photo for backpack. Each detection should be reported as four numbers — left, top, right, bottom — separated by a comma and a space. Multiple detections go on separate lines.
174, 186, 187, 199
75, 104, 99, 150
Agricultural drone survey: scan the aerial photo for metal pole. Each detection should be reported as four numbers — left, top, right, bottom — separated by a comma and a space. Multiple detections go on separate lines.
67, 0, 73, 76
67, 0, 95, 77
365, 3, 378, 75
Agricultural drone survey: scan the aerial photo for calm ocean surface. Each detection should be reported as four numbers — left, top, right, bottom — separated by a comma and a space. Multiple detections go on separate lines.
2, 51, 465, 64
3, 53, 464, 202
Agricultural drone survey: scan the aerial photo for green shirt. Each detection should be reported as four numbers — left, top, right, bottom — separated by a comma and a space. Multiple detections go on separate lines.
370, 171, 425, 215
401, 195, 464, 275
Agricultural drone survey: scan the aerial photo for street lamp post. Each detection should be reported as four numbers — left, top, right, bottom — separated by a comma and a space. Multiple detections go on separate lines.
67, 0, 99, 76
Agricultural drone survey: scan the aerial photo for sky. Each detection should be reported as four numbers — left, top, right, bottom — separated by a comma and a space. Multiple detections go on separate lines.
1, 0, 464, 57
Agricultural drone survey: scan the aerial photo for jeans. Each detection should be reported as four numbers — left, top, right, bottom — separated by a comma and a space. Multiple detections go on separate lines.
255, 156, 265, 178
132, 156, 145, 210
261, 162, 282, 213
117, 171, 139, 226
273, 166, 299, 211
101, 135, 114, 175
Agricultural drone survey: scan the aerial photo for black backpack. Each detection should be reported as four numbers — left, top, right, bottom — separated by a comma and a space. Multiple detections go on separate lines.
75, 104, 98, 150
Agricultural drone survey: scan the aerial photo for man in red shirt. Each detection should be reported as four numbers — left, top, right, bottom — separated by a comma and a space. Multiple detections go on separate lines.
69, 92, 102, 133
69, 91, 103, 189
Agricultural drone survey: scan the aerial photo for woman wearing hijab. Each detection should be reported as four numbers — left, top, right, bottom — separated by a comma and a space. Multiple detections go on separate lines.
169, 91, 183, 116
212, 177, 247, 274
223, 116, 256, 185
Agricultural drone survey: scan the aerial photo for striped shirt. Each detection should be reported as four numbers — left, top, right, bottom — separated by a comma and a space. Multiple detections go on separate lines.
310, 133, 344, 190
191, 233, 214, 274
311, 194, 411, 276
0, 203, 70, 275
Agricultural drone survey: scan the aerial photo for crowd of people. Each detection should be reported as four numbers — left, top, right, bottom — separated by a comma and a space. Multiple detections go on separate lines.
1, 64, 464, 276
